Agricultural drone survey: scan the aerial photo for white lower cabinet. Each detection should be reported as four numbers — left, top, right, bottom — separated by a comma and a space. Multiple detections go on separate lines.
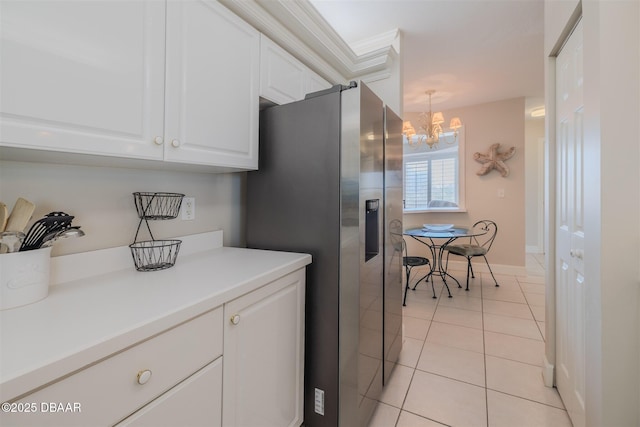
116, 358, 222, 427
1, 307, 223, 427
223, 269, 305, 427
0, 269, 306, 427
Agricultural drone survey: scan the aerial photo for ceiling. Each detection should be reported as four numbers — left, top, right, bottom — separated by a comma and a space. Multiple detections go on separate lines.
309, 0, 545, 115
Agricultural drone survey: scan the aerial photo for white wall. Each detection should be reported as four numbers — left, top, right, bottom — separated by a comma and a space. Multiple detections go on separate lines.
0, 161, 245, 256
403, 97, 526, 269
525, 118, 545, 253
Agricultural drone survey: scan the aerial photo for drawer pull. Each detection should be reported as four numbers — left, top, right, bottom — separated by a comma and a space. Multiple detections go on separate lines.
171, 139, 181, 148
153, 136, 164, 145
230, 314, 240, 325
137, 369, 152, 385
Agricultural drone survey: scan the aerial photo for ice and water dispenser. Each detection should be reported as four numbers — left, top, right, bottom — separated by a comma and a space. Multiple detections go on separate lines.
365, 199, 379, 262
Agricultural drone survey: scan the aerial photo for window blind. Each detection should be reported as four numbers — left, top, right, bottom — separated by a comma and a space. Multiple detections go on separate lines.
431, 157, 456, 201
404, 154, 458, 209
405, 161, 429, 209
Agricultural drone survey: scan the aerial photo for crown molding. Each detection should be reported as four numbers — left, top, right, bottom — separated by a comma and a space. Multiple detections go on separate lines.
350, 29, 401, 56
219, 0, 395, 83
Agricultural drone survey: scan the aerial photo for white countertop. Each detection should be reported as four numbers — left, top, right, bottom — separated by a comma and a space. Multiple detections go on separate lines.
0, 231, 311, 401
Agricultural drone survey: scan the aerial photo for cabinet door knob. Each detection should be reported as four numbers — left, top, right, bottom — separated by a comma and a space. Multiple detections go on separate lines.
153, 136, 164, 145
171, 139, 181, 148
230, 314, 240, 325
137, 369, 152, 385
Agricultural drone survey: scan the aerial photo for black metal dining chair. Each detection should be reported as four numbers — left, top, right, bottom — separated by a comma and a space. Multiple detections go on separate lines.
389, 220, 432, 305
445, 220, 499, 291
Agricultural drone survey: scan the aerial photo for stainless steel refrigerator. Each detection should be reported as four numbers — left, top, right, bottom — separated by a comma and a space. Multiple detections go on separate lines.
246, 81, 403, 427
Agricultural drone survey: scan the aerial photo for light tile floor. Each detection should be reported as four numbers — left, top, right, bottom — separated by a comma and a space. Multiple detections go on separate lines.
368, 253, 574, 427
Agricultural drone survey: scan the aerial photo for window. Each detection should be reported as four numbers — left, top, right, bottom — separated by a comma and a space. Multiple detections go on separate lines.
403, 128, 465, 212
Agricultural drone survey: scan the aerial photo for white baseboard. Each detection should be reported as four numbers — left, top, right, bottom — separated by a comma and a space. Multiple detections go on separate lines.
445, 259, 529, 276
542, 354, 555, 387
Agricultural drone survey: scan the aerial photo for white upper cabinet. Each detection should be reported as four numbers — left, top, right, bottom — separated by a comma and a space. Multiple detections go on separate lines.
260, 35, 306, 105
305, 69, 333, 95
0, 1, 166, 160
163, 1, 259, 169
1, 0, 260, 170
260, 34, 331, 105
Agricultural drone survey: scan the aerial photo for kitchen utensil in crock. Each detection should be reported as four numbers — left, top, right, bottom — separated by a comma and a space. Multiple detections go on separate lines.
19, 212, 74, 251
0, 231, 25, 253
5, 198, 35, 232
41, 226, 85, 248
0, 202, 8, 232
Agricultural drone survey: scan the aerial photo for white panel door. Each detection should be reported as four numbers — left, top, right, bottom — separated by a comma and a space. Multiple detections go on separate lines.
555, 19, 586, 427
163, 0, 259, 169
222, 270, 305, 427
0, 1, 165, 160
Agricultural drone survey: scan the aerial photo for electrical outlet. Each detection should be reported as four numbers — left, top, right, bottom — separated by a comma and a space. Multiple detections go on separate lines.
181, 197, 195, 220
497, 188, 505, 198
314, 388, 324, 415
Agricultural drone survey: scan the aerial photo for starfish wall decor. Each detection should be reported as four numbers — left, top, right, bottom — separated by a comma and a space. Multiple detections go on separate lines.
473, 143, 516, 177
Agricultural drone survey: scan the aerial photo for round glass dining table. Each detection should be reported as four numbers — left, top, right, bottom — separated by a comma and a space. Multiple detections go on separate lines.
403, 225, 487, 298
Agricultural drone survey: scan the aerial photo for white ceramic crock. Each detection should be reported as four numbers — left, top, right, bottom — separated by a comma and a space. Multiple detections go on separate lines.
0, 247, 52, 310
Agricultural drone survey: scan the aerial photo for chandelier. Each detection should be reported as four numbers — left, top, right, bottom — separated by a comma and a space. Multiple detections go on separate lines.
403, 90, 462, 149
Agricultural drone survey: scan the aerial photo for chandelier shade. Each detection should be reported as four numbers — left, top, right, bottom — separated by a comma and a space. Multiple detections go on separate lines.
431, 112, 445, 125
403, 121, 416, 139
449, 117, 462, 129
403, 90, 463, 149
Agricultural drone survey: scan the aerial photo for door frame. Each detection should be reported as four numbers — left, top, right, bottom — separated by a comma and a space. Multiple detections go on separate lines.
543, 3, 583, 389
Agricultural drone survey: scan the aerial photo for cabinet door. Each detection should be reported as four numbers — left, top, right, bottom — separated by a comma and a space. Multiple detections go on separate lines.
223, 270, 305, 427
0, 1, 165, 160
260, 34, 332, 104
164, 0, 259, 169
0, 307, 222, 427
304, 69, 332, 96
116, 358, 222, 427
260, 35, 306, 105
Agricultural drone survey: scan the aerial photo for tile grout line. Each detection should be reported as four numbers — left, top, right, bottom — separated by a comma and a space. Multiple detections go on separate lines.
379, 260, 566, 427
391, 265, 551, 426
516, 275, 546, 343
394, 271, 441, 427
484, 388, 567, 411
480, 272, 490, 427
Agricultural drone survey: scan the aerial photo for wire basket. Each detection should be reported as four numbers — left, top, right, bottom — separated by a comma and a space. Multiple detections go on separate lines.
129, 239, 182, 272
133, 192, 184, 220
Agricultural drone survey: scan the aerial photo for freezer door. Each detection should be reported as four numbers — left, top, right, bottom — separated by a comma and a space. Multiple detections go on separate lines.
247, 91, 343, 427
343, 82, 385, 427
383, 106, 404, 384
